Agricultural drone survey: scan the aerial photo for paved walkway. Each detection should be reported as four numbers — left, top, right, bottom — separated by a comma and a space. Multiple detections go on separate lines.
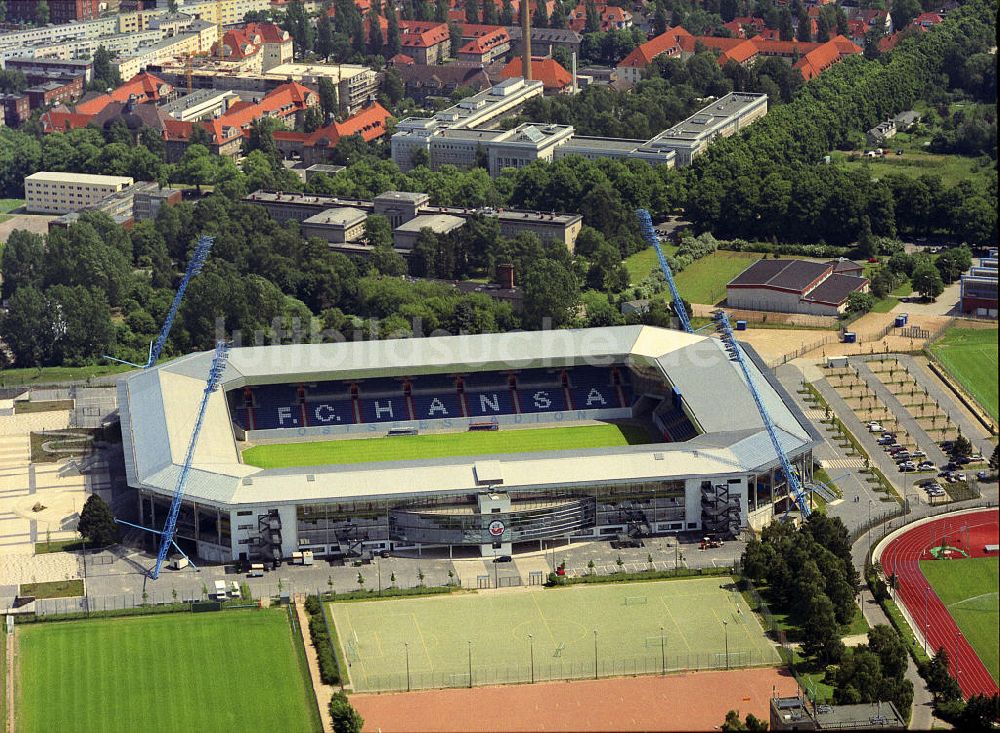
293, 595, 334, 733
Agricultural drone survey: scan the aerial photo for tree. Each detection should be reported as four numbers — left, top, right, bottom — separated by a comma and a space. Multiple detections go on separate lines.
959, 694, 1000, 731
891, 0, 921, 31
1, 229, 46, 299
796, 6, 811, 42
316, 12, 336, 60
721, 710, 767, 731
778, 8, 794, 41
369, 11, 386, 55
584, 0, 601, 33
0, 0, 6, 22
0, 68, 26, 94
0, 286, 50, 366
77, 494, 120, 547
465, 0, 480, 24
500, 0, 514, 26
319, 77, 339, 121
534, 0, 549, 28
448, 21, 462, 57
522, 259, 580, 328
329, 691, 364, 733
911, 261, 944, 300
846, 291, 875, 314
934, 246, 972, 283
283, 0, 315, 55
303, 106, 324, 133
36, 0, 49, 24
90, 45, 122, 90
46, 285, 114, 365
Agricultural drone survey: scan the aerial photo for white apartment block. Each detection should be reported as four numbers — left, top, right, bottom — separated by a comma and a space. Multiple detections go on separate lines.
179, 0, 273, 26
25, 172, 135, 214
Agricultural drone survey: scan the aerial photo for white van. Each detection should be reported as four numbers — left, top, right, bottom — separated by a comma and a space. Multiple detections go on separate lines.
214, 580, 228, 600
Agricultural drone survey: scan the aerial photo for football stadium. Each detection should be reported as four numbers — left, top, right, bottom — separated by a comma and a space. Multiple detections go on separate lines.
118, 325, 819, 564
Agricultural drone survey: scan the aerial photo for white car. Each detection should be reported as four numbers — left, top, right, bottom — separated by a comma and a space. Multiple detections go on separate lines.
868, 422, 884, 432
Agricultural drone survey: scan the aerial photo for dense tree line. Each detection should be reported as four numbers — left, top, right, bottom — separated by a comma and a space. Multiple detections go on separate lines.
682, 0, 997, 246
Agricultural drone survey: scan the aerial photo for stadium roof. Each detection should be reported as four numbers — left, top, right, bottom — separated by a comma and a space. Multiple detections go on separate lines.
119, 326, 816, 507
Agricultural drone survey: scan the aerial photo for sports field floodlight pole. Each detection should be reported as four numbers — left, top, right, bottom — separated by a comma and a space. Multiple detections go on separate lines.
635, 208, 693, 334
467, 641, 473, 688
923, 586, 930, 654
528, 634, 535, 684
404, 643, 410, 692
660, 626, 666, 675
712, 309, 810, 517
103, 234, 216, 369
593, 630, 598, 680
150, 341, 230, 580
723, 620, 729, 670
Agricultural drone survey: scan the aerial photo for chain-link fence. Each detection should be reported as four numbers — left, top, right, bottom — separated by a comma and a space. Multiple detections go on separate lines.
351, 647, 780, 693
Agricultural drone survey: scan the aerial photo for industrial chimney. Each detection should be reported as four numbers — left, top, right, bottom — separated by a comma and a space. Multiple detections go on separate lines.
521, 0, 532, 81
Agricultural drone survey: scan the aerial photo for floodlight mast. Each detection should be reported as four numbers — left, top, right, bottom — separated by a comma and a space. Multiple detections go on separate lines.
150, 340, 230, 579
104, 234, 216, 369
711, 310, 810, 517
636, 208, 693, 334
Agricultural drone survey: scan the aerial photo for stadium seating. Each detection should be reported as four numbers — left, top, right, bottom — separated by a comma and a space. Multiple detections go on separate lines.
229, 365, 637, 431
658, 404, 697, 442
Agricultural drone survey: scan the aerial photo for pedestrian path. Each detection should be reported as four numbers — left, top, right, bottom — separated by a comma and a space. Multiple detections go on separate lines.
820, 457, 865, 469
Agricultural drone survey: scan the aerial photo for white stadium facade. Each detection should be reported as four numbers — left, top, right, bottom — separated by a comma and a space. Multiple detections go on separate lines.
118, 326, 820, 564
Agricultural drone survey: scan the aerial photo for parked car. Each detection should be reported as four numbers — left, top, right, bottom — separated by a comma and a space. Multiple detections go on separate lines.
888, 445, 907, 454
976, 471, 992, 481
955, 456, 973, 465
882, 433, 897, 440
918, 462, 936, 471
955, 472, 967, 482
878, 436, 895, 446
867, 422, 884, 432
910, 450, 927, 458
899, 463, 916, 472
894, 452, 912, 462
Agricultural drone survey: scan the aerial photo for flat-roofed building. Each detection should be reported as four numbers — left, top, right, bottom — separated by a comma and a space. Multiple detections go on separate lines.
770, 697, 904, 731
5, 57, 94, 84
555, 136, 675, 167
394, 213, 466, 250
302, 207, 368, 244
646, 92, 767, 166
495, 209, 583, 250
960, 256, 997, 318
375, 191, 431, 227
161, 88, 239, 121
25, 171, 134, 214
487, 123, 575, 176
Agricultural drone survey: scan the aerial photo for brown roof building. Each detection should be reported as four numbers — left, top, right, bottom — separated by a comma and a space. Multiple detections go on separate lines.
727, 259, 869, 316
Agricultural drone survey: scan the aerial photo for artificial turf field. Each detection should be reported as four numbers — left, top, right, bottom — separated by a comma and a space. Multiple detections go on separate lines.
15, 609, 320, 733
920, 557, 1000, 683
930, 326, 999, 421
330, 577, 780, 692
242, 423, 652, 468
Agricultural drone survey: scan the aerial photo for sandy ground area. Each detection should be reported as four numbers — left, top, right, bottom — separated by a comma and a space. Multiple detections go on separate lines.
352, 667, 796, 732
0, 213, 56, 243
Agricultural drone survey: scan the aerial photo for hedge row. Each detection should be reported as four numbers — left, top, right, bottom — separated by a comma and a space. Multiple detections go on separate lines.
304, 595, 341, 686
547, 565, 733, 587
320, 585, 456, 603
12, 601, 194, 624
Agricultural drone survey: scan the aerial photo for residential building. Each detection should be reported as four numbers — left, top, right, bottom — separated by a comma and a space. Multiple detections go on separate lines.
867, 119, 896, 146
726, 259, 870, 316
501, 56, 574, 94
397, 21, 451, 65
456, 24, 511, 64
270, 102, 393, 165
6, 58, 94, 84
112, 26, 217, 80
567, 2, 632, 32
25, 171, 135, 215
393, 213, 467, 250
133, 185, 183, 221
245, 23, 293, 71
507, 27, 582, 58
616, 26, 691, 85
793, 36, 862, 80
160, 88, 240, 121
0, 94, 30, 128
7, 0, 100, 23
210, 28, 265, 74
396, 63, 494, 102
24, 78, 85, 109
177, 0, 272, 26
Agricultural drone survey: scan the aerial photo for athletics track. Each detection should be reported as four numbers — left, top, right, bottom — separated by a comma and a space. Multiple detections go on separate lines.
880, 508, 998, 698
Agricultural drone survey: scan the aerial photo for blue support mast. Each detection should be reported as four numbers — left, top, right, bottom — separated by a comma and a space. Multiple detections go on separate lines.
636, 208, 693, 334
105, 234, 215, 369
150, 341, 230, 579
711, 310, 810, 517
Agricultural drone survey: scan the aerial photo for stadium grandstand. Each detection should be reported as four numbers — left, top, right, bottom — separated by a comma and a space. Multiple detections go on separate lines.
118, 326, 819, 564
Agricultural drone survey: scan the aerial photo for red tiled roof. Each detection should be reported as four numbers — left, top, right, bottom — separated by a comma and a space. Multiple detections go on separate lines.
398, 20, 450, 49
74, 93, 113, 115
793, 35, 861, 79
501, 56, 572, 90
305, 102, 392, 147
389, 53, 416, 65
568, 2, 631, 32
718, 38, 760, 64
41, 109, 93, 132
459, 27, 510, 55
244, 22, 291, 44
912, 12, 943, 25
113, 71, 171, 103
752, 38, 822, 56
617, 26, 690, 69
212, 28, 260, 59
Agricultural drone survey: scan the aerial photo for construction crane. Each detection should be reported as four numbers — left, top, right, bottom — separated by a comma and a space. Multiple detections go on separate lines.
636, 208, 693, 334
148, 341, 230, 579
712, 309, 810, 517
105, 235, 215, 369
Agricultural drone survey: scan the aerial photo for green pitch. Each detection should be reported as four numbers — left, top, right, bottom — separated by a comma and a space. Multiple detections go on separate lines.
16, 610, 320, 733
920, 557, 999, 683
330, 578, 780, 692
930, 326, 999, 421
243, 423, 653, 468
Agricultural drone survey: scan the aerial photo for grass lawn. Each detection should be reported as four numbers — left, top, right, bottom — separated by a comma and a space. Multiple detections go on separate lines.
0, 363, 132, 388
244, 423, 653, 468
930, 326, 999, 421
331, 577, 779, 692
16, 609, 321, 733
920, 557, 999, 683
674, 251, 764, 305
0, 197, 22, 224
831, 146, 992, 188
34, 538, 85, 554
623, 242, 679, 284
19, 579, 84, 599
14, 399, 75, 414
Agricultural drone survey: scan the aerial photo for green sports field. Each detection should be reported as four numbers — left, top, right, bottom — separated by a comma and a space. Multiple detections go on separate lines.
930, 326, 999, 421
920, 557, 999, 683
16, 610, 321, 733
330, 578, 780, 692
242, 423, 653, 468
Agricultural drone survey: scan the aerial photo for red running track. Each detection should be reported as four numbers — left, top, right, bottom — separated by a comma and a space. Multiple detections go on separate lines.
881, 509, 999, 698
